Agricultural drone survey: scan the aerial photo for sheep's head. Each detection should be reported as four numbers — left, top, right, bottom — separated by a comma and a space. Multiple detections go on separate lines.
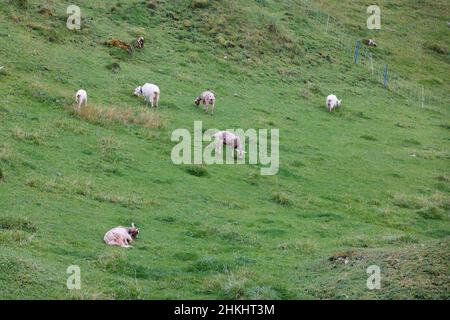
134, 87, 142, 96
236, 149, 246, 159
337, 99, 342, 107
128, 223, 139, 239
194, 97, 201, 106
136, 36, 145, 48
233, 138, 246, 159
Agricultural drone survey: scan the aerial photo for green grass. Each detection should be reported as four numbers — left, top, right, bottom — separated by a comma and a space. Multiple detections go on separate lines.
0, 0, 449, 299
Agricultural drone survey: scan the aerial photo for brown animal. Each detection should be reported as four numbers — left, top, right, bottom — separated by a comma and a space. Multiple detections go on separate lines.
106, 39, 133, 54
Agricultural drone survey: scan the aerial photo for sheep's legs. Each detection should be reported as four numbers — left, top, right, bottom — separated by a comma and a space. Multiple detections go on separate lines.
210, 101, 215, 115
215, 139, 223, 155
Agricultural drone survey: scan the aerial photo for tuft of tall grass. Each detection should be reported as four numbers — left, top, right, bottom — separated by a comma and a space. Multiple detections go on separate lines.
270, 192, 292, 206
0, 217, 34, 231
191, 0, 209, 9
26, 176, 94, 196
11, 0, 28, 9
11, 127, 44, 145
25, 175, 151, 209
93, 193, 149, 209
67, 104, 164, 129
184, 165, 209, 177
277, 239, 316, 254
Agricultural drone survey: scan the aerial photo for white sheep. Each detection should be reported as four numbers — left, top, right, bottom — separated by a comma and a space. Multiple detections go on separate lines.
104, 223, 139, 248
367, 39, 377, 47
75, 89, 87, 109
214, 130, 245, 159
134, 83, 160, 108
194, 90, 216, 115
326, 94, 342, 112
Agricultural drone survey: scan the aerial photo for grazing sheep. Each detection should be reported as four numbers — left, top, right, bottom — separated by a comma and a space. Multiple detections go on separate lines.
75, 89, 87, 109
134, 83, 160, 108
194, 90, 216, 115
214, 130, 245, 159
104, 223, 139, 248
136, 36, 145, 49
363, 38, 377, 47
326, 94, 341, 112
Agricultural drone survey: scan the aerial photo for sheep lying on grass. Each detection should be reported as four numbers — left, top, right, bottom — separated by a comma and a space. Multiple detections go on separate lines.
326, 94, 342, 112
134, 83, 160, 108
75, 89, 87, 110
104, 223, 139, 248
214, 130, 245, 159
194, 90, 216, 115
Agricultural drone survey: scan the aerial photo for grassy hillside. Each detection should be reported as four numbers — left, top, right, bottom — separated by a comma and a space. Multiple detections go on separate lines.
0, 0, 449, 299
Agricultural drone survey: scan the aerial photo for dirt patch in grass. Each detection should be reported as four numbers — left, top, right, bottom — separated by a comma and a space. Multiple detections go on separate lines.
328, 250, 361, 265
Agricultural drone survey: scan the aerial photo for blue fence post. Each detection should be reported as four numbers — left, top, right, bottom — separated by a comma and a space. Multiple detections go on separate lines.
384, 64, 388, 87
354, 40, 361, 64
